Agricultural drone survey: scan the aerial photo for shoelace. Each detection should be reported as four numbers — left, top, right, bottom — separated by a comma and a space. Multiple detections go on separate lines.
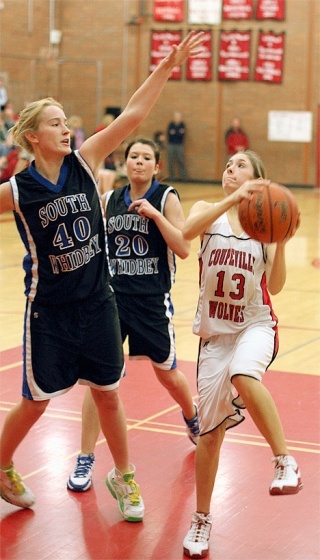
189, 519, 210, 542
272, 457, 289, 480
187, 417, 200, 436
125, 479, 141, 505
6, 468, 25, 494
73, 458, 93, 478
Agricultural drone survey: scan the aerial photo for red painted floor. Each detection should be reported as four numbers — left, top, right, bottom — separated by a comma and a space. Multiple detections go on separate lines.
0, 347, 319, 560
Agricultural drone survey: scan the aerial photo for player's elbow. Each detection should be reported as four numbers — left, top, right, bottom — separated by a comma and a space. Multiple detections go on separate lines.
176, 239, 191, 259
182, 223, 195, 241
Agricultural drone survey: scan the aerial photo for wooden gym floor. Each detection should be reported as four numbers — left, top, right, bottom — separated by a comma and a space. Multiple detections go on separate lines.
0, 183, 319, 560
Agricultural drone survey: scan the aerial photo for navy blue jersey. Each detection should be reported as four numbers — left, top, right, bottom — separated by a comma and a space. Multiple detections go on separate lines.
106, 180, 178, 295
10, 151, 109, 304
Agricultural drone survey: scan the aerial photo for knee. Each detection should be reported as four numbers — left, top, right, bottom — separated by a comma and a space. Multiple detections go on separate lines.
201, 424, 226, 450
93, 388, 120, 412
232, 375, 258, 399
155, 368, 179, 391
23, 397, 49, 418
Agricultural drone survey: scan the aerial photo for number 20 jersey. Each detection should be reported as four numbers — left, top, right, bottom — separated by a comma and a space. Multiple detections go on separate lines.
106, 181, 177, 296
193, 212, 278, 338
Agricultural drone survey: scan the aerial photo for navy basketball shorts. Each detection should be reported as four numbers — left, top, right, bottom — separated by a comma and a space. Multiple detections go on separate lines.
115, 291, 177, 370
22, 285, 125, 400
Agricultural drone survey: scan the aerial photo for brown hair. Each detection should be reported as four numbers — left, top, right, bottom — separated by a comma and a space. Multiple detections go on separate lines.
125, 137, 161, 165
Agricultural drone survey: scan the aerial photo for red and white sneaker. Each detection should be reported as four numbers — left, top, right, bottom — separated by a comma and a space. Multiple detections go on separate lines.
269, 455, 303, 495
183, 512, 212, 559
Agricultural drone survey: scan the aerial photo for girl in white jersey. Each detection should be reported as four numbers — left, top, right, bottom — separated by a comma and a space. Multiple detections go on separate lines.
0, 31, 204, 518
182, 151, 302, 559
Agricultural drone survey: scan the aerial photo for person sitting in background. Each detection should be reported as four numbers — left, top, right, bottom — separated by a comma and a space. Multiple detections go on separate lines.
225, 116, 249, 157
0, 114, 8, 156
94, 114, 119, 194
0, 131, 31, 183
0, 79, 8, 112
68, 115, 86, 150
2, 101, 18, 133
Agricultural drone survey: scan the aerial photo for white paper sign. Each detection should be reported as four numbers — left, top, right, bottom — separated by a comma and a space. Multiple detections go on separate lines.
268, 111, 313, 142
188, 0, 222, 24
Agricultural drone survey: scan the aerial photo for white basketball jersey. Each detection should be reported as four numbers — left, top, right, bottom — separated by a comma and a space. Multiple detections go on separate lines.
193, 212, 278, 338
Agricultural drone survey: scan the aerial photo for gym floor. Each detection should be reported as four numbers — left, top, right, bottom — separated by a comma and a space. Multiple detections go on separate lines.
0, 184, 319, 560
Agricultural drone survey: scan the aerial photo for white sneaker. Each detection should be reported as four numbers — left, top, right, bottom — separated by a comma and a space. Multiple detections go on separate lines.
106, 464, 144, 522
67, 453, 95, 492
269, 455, 303, 495
0, 463, 35, 508
183, 512, 212, 558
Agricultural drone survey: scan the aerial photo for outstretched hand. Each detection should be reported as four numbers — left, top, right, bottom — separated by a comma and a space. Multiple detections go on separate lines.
166, 31, 205, 68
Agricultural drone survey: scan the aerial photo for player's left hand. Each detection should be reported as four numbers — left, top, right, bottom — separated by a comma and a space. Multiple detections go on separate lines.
166, 31, 205, 68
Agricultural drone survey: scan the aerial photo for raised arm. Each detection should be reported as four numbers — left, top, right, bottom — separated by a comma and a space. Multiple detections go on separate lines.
183, 179, 267, 240
79, 31, 204, 176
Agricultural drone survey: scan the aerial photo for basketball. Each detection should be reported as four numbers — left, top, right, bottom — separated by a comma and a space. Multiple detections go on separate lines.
238, 182, 299, 243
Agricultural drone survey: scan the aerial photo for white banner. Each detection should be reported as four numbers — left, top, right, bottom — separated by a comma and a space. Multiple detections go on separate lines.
268, 111, 313, 142
188, 0, 222, 24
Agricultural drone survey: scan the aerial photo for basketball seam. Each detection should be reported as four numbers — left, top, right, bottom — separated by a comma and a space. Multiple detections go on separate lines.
266, 185, 274, 243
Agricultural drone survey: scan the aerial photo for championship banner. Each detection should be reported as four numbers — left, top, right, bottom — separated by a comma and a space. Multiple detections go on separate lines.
186, 30, 212, 81
153, 0, 184, 22
218, 30, 251, 81
256, 0, 285, 20
254, 31, 285, 83
222, 0, 253, 20
150, 30, 183, 80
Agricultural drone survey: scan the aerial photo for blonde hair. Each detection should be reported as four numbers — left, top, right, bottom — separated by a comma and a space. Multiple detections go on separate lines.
241, 150, 266, 179
11, 97, 63, 154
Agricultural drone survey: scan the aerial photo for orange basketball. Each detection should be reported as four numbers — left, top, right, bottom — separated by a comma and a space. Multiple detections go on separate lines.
238, 182, 299, 243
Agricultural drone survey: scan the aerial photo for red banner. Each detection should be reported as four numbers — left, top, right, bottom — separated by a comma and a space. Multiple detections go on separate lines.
186, 30, 212, 81
218, 30, 251, 81
222, 0, 253, 20
153, 0, 184, 22
256, 0, 285, 20
254, 31, 285, 83
150, 31, 183, 80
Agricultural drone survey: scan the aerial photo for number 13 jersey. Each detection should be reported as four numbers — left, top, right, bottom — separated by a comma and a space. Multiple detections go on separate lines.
193, 212, 278, 338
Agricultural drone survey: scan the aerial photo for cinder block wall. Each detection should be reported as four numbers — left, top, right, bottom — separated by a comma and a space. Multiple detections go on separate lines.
0, 0, 318, 186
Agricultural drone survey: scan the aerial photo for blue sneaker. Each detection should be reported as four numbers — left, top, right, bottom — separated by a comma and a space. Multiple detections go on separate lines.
67, 453, 95, 492
183, 403, 200, 445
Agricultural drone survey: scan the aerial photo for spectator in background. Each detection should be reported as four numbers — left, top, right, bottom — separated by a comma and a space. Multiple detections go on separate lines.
153, 130, 166, 151
94, 113, 115, 134
94, 114, 127, 194
2, 101, 18, 134
0, 79, 8, 111
166, 111, 188, 182
0, 132, 31, 183
0, 114, 8, 156
153, 130, 166, 180
225, 116, 249, 157
68, 115, 86, 150
94, 114, 118, 193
